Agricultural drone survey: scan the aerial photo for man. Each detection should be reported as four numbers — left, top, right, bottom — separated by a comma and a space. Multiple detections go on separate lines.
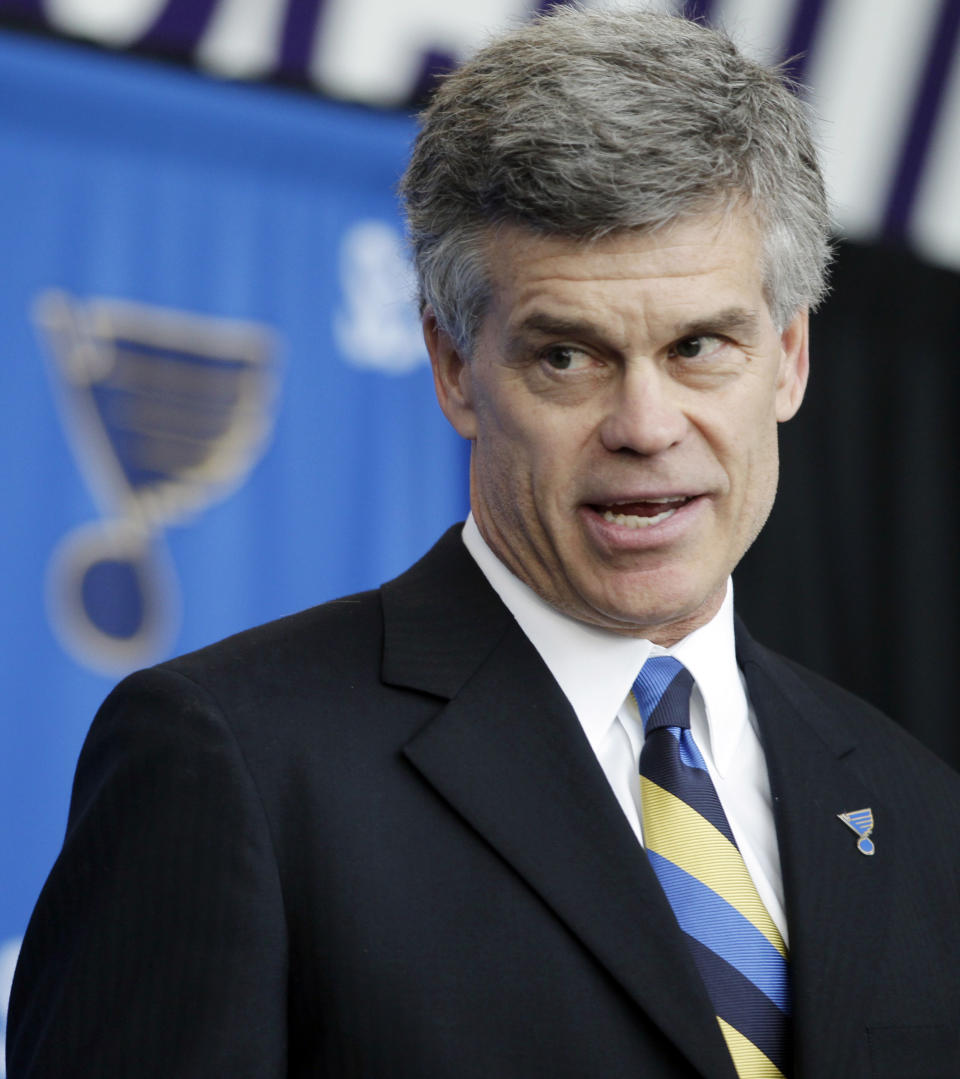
8, 9, 960, 1079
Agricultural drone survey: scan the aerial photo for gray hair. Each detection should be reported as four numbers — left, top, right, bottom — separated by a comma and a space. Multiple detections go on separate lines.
400, 6, 831, 348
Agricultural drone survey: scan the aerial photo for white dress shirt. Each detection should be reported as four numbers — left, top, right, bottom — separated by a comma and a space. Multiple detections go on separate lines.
461, 514, 788, 942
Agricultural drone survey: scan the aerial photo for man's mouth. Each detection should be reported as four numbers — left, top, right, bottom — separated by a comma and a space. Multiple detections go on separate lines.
595, 496, 693, 529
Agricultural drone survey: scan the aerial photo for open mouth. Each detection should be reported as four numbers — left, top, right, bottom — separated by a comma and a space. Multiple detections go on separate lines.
595, 496, 693, 529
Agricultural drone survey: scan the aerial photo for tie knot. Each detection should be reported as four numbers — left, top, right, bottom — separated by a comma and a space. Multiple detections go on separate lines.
632, 656, 694, 734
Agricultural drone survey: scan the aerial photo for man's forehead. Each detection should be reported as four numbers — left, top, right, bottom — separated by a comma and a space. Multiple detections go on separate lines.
484, 210, 763, 287
479, 211, 769, 337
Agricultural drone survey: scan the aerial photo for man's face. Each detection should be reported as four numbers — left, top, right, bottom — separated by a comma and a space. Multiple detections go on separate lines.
425, 210, 808, 645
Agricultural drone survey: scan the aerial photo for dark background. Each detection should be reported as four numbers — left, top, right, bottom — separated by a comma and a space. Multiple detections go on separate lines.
736, 238, 959, 769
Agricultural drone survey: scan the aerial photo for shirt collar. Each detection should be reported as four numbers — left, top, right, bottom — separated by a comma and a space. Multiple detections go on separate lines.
668, 590, 748, 777
461, 514, 748, 777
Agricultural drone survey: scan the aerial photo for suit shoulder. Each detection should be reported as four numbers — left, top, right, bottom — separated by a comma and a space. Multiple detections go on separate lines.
753, 641, 960, 795
79, 588, 390, 749
87, 585, 404, 796
160, 586, 384, 685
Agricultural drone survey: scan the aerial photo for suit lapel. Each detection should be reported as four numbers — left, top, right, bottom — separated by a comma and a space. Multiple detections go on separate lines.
382, 530, 737, 1079
738, 628, 896, 1077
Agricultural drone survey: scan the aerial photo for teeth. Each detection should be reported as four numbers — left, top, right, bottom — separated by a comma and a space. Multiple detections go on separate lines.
602, 508, 676, 528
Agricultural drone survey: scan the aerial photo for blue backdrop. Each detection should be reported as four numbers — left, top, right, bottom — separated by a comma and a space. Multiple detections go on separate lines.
0, 29, 469, 1058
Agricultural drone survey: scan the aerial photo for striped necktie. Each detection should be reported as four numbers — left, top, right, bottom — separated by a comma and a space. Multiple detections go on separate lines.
634, 656, 791, 1079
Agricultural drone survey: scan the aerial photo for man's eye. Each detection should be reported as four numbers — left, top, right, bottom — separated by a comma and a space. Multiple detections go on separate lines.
542, 346, 591, 371
672, 335, 723, 360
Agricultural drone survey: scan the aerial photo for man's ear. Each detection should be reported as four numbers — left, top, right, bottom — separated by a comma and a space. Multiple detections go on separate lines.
775, 307, 810, 422
423, 308, 477, 439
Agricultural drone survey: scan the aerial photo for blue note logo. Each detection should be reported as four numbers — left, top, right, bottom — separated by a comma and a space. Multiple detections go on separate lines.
334, 219, 427, 374
36, 291, 280, 674
838, 807, 876, 855
0, 937, 21, 1079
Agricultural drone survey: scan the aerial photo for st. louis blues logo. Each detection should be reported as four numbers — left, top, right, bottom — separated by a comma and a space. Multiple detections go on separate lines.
837, 808, 876, 855
35, 290, 280, 673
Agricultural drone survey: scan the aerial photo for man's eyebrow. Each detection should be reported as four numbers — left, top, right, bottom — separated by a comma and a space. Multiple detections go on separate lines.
674, 307, 762, 340
510, 313, 606, 342
509, 307, 763, 346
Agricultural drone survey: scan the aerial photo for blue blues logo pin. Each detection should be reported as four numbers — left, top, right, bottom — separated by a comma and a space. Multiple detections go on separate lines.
837, 808, 875, 855
35, 290, 280, 674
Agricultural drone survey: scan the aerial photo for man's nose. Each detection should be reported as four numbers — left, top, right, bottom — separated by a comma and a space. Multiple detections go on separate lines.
598, 365, 688, 456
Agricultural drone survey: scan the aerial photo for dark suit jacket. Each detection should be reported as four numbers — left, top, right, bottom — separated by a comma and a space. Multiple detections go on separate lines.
8, 526, 960, 1078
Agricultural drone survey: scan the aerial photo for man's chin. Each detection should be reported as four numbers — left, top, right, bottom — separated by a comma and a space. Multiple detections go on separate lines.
566, 575, 724, 642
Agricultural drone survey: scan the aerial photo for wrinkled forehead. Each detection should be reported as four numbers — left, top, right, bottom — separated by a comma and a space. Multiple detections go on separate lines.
483, 199, 764, 278
482, 209, 767, 298
470, 210, 778, 356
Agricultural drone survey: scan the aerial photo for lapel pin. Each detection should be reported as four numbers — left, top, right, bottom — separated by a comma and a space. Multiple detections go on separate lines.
838, 808, 875, 855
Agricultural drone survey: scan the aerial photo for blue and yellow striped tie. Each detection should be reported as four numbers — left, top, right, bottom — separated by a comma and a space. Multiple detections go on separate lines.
634, 656, 791, 1079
